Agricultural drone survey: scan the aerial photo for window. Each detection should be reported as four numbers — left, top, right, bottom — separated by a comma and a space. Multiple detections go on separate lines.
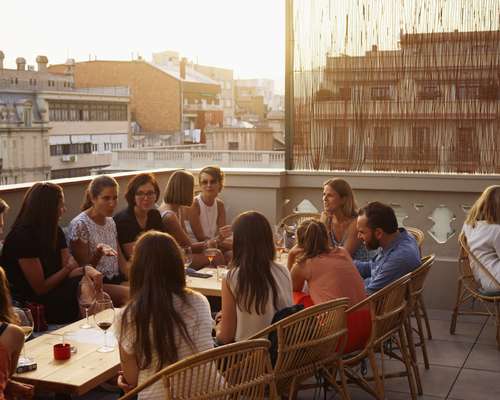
23, 108, 32, 127
371, 86, 391, 100
419, 84, 440, 100
228, 142, 239, 150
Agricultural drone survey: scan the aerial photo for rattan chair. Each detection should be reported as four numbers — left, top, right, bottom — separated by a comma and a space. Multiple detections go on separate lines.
119, 339, 278, 400
278, 212, 320, 230
249, 298, 350, 400
405, 227, 425, 256
406, 255, 436, 371
405, 226, 433, 341
339, 274, 418, 400
450, 233, 500, 350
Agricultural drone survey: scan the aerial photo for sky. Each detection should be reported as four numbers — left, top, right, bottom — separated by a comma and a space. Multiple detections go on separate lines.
1, 0, 285, 93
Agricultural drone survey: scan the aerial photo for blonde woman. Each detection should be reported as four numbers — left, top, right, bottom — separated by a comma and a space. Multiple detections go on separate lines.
159, 170, 223, 270
462, 185, 500, 292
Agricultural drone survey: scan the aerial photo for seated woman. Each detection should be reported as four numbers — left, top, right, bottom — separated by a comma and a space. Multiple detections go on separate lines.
0, 267, 33, 399
114, 173, 164, 260
2, 183, 102, 323
462, 185, 500, 292
186, 166, 232, 254
216, 211, 293, 344
158, 170, 223, 270
290, 219, 366, 307
287, 178, 370, 271
117, 231, 213, 399
69, 176, 128, 306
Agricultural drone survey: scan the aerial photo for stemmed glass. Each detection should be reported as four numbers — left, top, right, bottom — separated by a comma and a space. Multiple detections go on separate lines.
203, 247, 221, 268
274, 225, 286, 261
13, 307, 34, 365
78, 279, 96, 329
182, 246, 193, 268
93, 299, 115, 353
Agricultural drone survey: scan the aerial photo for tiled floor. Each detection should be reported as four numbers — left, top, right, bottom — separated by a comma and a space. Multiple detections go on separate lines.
80, 308, 498, 400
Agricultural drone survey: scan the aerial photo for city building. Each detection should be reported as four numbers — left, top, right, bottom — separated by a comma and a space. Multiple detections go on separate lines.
52, 57, 223, 145
303, 30, 500, 173
235, 78, 275, 122
0, 53, 130, 182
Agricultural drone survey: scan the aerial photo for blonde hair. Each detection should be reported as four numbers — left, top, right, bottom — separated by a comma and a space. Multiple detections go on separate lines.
163, 170, 194, 207
323, 178, 358, 218
465, 185, 500, 227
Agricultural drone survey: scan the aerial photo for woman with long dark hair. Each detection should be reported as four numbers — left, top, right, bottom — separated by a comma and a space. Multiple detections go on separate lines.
2, 183, 102, 323
69, 175, 129, 306
117, 231, 213, 399
216, 211, 293, 344
114, 173, 164, 260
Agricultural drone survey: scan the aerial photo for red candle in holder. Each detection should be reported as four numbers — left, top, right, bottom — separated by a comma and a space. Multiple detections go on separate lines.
53, 343, 71, 360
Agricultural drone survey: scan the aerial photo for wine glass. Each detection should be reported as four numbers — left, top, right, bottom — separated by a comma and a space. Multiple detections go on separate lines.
182, 246, 193, 268
78, 279, 96, 329
93, 299, 115, 353
274, 225, 286, 261
13, 307, 34, 365
203, 247, 220, 268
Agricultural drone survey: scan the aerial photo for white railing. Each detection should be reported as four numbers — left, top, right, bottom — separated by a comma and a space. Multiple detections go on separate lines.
112, 149, 285, 170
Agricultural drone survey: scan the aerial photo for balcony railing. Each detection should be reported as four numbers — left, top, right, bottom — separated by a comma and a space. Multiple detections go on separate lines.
311, 100, 500, 120
110, 149, 285, 170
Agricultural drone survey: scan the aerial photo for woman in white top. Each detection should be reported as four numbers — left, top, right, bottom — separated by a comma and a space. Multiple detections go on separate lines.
187, 166, 232, 254
69, 175, 129, 306
117, 231, 214, 399
158, 170, 224, 270
216, 211, 293, 344
462, 185, 500, 292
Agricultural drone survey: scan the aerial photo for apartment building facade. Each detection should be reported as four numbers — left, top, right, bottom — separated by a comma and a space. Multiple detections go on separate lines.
302, 30, 500, 173
0, 54, 130, 183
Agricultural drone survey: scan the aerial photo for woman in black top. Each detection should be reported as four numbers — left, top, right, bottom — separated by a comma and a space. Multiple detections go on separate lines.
114, 173, 164, 260
2, 183, 102, 324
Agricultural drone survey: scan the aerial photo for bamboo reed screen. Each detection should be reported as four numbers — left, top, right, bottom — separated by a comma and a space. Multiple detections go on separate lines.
290, 0, 500, 173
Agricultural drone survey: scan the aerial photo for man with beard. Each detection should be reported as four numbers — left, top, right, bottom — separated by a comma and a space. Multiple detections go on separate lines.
354, 202, 420, 294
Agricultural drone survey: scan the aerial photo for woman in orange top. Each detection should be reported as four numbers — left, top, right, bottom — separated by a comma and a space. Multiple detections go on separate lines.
291, 219, 366, 307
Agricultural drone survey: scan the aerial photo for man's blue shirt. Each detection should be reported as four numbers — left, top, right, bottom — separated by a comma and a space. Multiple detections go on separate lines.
355, 228, 420, 294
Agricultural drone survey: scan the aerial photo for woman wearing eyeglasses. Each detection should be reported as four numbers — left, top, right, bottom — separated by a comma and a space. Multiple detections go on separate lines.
114, 173, 165, 260
186, 166, 232, 253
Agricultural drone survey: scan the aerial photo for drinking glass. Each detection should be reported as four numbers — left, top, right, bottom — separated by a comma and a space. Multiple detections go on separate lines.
274, 225, 286, 261
203, 247, 220, 268
217, 265, 229, 281
13, 307, 34, 364
182, 246, 193, 268
78, 279, 96, 329
93, 299, 115, 353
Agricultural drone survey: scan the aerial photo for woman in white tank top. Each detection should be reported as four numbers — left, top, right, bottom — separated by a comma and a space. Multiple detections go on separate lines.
187, 167, 233, 255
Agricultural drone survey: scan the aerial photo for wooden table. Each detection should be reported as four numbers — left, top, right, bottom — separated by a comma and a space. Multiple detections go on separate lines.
187, 267, 222, 297
13, 319, 120, 396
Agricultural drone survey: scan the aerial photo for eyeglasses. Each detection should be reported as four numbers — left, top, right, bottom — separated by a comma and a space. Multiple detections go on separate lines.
135, 191, 156, 198
200, 180, 218, 186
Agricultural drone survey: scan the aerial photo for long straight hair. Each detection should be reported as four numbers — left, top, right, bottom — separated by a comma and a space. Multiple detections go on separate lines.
0, 267, 16, 324
296, 219, 331, 264
465, 185, 500, 227
120, 231, 194, 371
228, 211, 278, 315
8, 182, 62, 252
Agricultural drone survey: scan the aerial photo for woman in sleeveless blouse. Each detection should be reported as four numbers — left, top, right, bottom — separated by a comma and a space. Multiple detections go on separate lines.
158, 170, 224, 270
216, 211, 292, 344
187, 166, 232, 259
